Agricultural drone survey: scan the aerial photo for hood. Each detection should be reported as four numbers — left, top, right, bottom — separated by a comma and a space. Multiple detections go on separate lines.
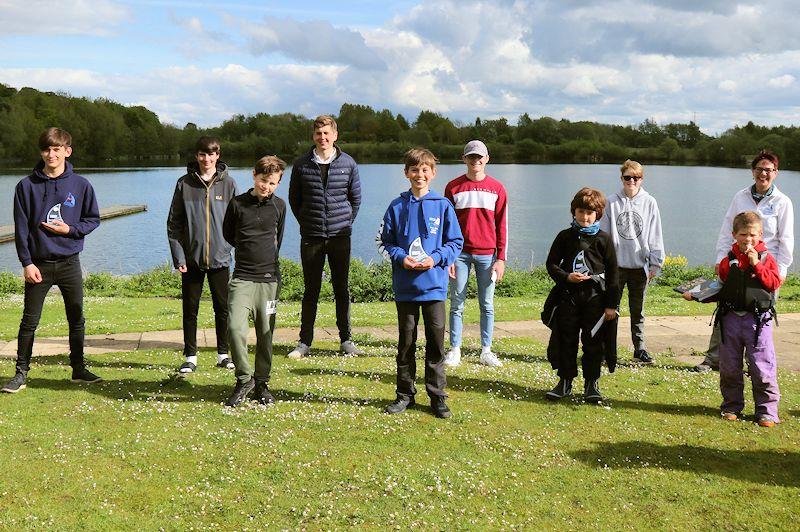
186, 160, 231, 182
32, 160, 77, 203
616, 187, 650, 205
32, 159, 75, 182
398, 189, 448, 238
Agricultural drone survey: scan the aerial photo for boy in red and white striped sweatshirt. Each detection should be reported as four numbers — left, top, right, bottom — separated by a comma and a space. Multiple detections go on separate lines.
443, 140, 509, 368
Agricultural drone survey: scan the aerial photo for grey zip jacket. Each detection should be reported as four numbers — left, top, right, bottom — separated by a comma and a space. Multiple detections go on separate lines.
167, 161, 239, 270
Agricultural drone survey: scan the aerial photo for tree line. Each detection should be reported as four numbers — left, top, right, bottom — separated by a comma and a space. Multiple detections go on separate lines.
1, 83, 799, 168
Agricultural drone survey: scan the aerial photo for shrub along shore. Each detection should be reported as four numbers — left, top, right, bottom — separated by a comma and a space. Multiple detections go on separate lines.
1, 255, 797, 304
0, 255, 716, 300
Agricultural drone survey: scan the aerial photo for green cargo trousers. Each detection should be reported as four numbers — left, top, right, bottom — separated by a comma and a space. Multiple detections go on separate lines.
227, 278, 279, 383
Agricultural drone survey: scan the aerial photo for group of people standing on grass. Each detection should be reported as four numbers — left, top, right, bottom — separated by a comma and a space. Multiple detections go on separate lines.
2, 123, 793, 427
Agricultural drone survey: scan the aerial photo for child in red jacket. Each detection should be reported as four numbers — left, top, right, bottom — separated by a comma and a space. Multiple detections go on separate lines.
686, 211, 782, 426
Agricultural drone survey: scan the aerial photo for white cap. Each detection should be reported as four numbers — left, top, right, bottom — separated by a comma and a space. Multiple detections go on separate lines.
463, 140, 488, 157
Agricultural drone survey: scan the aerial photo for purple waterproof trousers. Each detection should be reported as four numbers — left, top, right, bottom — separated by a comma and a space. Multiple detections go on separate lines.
719, 312, 780, 420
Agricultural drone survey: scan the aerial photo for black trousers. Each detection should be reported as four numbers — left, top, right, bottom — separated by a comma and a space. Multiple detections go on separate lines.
17, 254, 85, 373
181, 265, 229, 356
555, 294, 604, 381
617, 267, 648, 352
395, 300, 447, 399
299, 235, 352, 345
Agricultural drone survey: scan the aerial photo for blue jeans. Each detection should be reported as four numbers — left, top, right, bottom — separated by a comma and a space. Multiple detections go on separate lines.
449, 253, 495, 348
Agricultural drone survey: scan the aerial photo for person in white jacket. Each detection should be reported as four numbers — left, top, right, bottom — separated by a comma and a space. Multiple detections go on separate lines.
694, 149, 794, 372
600, 160, 664, 364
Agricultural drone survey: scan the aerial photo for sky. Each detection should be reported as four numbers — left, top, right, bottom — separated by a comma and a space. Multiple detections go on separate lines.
2, 0, 799, 134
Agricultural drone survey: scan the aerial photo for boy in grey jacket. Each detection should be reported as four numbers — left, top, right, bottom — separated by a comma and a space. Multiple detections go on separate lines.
600, 160, 664, 364
167, 136, 239, 373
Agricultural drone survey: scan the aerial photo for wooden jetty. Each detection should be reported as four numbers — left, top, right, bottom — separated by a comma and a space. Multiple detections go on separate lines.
0, 204, 146, 244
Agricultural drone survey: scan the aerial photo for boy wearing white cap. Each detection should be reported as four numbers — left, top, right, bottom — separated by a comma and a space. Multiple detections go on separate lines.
444, 140, 509, 367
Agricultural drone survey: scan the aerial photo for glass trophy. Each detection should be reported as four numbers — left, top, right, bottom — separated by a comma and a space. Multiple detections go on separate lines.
46, 203, 64, 224
408, 237, 429, 262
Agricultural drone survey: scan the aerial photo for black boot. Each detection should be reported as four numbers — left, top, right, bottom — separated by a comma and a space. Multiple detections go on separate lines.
584, 379, 603, 403
253, 380, 275, 405
545, 378, 573, 400
430, 396, 452, 419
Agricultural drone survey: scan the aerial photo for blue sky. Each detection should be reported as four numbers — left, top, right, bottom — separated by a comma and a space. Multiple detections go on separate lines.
2, 0, 799, 133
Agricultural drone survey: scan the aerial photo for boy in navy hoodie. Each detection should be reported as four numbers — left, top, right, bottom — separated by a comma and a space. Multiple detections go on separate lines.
380, 148, 463, 418
2, 128, 101, 393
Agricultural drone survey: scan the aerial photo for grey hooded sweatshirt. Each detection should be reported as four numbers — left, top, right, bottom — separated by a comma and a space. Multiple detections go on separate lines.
600, 187, 665, 273
167, 161, 239, 270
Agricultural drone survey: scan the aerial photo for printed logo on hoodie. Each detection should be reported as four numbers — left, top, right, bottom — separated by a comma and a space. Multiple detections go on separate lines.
616, 211, 643, 240
428, 216, 441, 235
64, 192, 76, 208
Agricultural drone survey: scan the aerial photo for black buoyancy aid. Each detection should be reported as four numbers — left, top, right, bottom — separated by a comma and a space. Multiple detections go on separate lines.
718, 251, 775, 312
715, 250, 776, 346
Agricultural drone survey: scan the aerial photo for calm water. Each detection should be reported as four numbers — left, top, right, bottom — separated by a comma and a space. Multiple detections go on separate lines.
1, 164, 798, 274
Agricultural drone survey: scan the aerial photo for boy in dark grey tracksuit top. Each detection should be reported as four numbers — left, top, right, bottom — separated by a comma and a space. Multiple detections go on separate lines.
167, 136, 238, 374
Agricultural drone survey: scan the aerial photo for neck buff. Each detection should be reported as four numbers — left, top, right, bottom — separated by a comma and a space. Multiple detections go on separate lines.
571, 219, 600, 235
751, 183, 775, 203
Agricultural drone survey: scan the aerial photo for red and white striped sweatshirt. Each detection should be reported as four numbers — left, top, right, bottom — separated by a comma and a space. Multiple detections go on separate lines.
444, 174, 508, 261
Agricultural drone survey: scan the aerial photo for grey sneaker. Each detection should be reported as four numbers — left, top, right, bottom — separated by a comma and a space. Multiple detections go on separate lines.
288, 343, 310, 360
693, 362, 715, 373
443, 347, 461, 367
385, 396, 415, 414
2, 372, 27, 393
479, 351, 503, 368
340, 340, 364, 356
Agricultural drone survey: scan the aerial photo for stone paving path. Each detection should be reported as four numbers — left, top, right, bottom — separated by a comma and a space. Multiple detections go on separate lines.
2, 314, 799, 371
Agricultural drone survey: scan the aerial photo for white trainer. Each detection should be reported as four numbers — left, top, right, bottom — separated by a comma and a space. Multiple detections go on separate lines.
443, 347, 461, 367
288, 343, 310, 360
479, 350, 503, 368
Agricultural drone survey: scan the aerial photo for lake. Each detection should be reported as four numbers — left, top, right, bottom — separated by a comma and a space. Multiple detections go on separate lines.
1, 163, 797, 274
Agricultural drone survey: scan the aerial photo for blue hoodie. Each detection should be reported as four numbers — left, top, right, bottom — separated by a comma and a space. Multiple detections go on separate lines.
380, 189, 463, 302
13, 160, 100, 266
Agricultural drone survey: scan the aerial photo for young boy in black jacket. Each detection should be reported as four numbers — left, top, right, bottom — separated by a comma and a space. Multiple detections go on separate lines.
544, 187, 619, 403
221, 156, 287, 407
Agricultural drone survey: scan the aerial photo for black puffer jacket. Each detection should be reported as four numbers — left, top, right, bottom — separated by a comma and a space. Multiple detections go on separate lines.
288, 147, 361, 238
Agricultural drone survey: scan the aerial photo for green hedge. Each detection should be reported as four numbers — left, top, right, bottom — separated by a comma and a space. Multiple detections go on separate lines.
0, 256, 753, 302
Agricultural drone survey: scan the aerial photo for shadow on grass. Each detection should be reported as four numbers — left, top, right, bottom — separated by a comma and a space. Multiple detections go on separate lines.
291, 367, 723, 417
570, 441, 800, 488
23, 375, 386, 410
291, 366, 550, 404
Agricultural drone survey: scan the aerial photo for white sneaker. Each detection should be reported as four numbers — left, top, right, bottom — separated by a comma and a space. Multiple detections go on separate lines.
288, 343, 310, 360
340, 340, 364, 356
479, 350, 503, 368
444, 347, 461, 367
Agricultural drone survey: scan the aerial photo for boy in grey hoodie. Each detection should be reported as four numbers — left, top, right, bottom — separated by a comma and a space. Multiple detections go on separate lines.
600, 160, 664, 364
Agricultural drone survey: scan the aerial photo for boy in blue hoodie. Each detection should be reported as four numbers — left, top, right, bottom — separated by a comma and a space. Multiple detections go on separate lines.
380, 148, 464, 418
2, 128, 101, 393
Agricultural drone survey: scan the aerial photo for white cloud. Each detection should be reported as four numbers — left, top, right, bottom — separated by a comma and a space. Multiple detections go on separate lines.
239, 17, 386, 70
0, 0, 129, 36
768, 74, 795, 88
4, 0, 800, 135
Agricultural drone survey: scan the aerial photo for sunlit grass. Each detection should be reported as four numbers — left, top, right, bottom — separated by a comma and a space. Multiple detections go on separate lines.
0, 337, 797, 529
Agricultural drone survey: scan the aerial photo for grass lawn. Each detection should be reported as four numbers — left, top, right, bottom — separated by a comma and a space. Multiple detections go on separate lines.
1, 338, 798, 529
3, 281, 800, 341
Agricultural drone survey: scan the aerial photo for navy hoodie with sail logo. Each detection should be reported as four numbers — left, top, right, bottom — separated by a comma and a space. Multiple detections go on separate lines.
13, 160, 100, 266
